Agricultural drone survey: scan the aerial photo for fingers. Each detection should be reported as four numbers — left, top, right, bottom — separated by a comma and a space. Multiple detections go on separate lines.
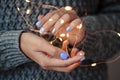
41, 13, 60, 32
36, 8, 66, 33
53, 13, 78, 33
37, 51, 83, 67
70, 48, 78, 57
62, 40, 69, 51
36, 8, 79, 34
37, 11, 55, 28
38, 15, 44, 20
36, 51, 84, 72
47, 61, 80, 72
68, 18, 82, 31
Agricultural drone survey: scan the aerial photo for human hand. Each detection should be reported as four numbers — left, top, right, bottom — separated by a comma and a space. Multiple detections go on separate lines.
36, 8, 85, 45
20, 32, 85, 72
36, 7, 79, 34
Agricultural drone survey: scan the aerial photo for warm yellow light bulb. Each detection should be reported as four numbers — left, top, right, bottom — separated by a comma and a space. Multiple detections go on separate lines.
91, 63, 97, 67
25, 0, 30, 2
59, 37, 63, 41
60, 33, 65, 37
64, 6, 72, 11
60, 19, 64, 24
117, 33, 120, 37
17, 7, 20, 11
76, 24, 82, 29
26, 9, 31, 14
49, 41, 53, 44
49, 18, 53, 22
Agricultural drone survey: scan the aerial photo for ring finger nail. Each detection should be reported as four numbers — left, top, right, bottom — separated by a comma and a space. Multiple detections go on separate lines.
80, 57, 85, 62
60, 52, 68, 60
66, 26, 71, 31
36, 21, 41, 27
39, 28, 45, 34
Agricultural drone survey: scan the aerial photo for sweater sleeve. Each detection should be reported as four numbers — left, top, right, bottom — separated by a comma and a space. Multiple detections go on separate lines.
80, 4, 120, 62
0, 30, 31, 71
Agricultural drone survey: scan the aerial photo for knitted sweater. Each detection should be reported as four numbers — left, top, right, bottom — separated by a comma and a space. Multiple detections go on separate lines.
0, 0, 120, 80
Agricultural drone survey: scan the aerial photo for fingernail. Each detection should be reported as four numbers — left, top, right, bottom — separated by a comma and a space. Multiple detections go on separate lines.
80, 57, 85, 62
36, 21, 41, 27
60, 52, 68, 60
66, 26, 71, 31
52, 28, 55, 33
39, 28, 45, 34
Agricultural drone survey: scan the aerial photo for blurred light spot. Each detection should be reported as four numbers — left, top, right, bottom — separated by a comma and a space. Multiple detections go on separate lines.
65, 6, 72, 11
49, 18, 53, 22
66, 33, 69, 38
59, 37, 63, 41
25, 0, 31, 2
76, 24, 82, 29
117, 33, 120, 37
60, 33, 65, 37
60, 19, 64, 24
26, 9, 31, 14
91, 63, 97, 67
17, 7, 20, 11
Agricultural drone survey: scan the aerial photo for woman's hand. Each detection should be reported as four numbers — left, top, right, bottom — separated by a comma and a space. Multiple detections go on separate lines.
20, 32, 85, 72
36, 7, 79, 34
36, 8, 85, 45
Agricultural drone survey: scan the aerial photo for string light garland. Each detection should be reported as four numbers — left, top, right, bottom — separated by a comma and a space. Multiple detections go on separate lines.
14, 0, 120, 67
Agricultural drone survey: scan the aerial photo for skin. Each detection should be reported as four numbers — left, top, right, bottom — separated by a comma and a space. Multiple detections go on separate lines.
20, 8, 86, 72
37, 8, 79, 33
37, 7, 85, 45
20, 32, 85, 72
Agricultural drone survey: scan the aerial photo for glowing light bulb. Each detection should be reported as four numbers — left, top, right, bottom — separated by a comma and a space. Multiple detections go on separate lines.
60, 33, 65, 37
49, 18, 53, 22
17, 7, 20, 11
65, 6, 72, 11
76, 24, 82, 29
49, 41, 53, 44
59, 37, 63, 41
60, 19, 64, 24
117, 33, 120, 37
26, 9, 31, 14
25, 0, 30, 2
66, 33, 69, 38
91, 63, 97, 67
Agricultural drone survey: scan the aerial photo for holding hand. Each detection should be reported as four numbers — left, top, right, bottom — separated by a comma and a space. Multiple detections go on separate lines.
20, 32, 85, 72
36, 7, 85, 45
36, 7, 79, 34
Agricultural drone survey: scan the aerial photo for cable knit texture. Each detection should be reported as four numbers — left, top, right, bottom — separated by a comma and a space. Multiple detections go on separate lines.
0, 0, 120, 80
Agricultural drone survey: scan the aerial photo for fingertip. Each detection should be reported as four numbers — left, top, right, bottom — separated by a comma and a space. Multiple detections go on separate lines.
77, 50, 85, 56
36, 21, 41, 27
38, 15, 44, 20
80, 57, 85, 62
70, 48, 78, 57
60, 52, 68, 60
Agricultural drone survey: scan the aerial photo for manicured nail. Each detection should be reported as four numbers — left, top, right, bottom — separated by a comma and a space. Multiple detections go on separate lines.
36, 21, 41, 27
66, 26, 71, 31
80, 57, 85, 62
60, 52, 68, 60
52, 28, 55, 33
39, 28, 45, 34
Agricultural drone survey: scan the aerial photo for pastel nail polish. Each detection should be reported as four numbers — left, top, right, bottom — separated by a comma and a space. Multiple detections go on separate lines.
36, 21, 41, 27
80, 57, 85, 62
39, 28, 45, 34
52, 28, 56, 33
60, 52, 68, 60
66, 26, 71, 31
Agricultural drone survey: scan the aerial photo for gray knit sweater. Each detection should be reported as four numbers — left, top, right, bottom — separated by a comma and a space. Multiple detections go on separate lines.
0, 0, 120, 80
